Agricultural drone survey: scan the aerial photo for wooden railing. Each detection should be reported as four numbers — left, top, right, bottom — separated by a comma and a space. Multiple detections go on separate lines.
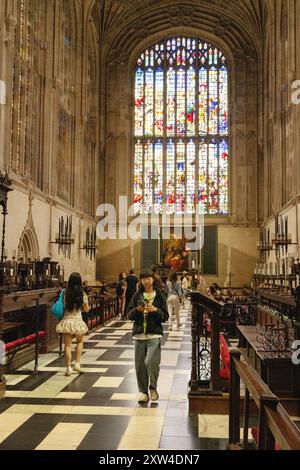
189, 292, 224, 395
229, 349, 300, 450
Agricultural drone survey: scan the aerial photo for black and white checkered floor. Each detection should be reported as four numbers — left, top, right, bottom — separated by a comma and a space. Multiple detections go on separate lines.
0, 301, 235, 450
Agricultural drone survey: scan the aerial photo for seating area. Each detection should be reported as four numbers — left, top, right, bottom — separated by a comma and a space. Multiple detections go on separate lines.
189, 289, 300, 450
0, 286, 118, 372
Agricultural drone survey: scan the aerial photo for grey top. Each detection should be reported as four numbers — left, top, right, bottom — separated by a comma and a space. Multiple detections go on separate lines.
166, 280, 183, 297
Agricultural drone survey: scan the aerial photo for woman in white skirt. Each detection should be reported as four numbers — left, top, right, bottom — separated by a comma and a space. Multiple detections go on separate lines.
56, 272, 90, 376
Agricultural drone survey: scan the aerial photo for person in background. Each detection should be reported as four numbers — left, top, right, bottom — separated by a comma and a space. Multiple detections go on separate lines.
210, 282, 221, 299
197, 271, 208, 295
56, 272, 90, 376
181, 271, 189, 307
151, 265, 165, 291
165, 271, 183, 331
117, 272, 127, 318
82, 280, 90, 327
127, 270, 168, 404
125, 269, 139, 316
99, 280, 109, 295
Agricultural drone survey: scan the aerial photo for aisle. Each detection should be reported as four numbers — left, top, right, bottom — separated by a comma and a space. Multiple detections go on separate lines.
0, 300, 227, 450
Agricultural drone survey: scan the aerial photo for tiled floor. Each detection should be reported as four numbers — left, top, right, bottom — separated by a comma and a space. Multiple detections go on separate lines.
0, 301, 230, 450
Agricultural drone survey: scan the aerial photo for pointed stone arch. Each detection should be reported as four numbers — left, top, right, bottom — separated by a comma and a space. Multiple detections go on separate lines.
17, 190, 39, 262
18, 228, 39, 262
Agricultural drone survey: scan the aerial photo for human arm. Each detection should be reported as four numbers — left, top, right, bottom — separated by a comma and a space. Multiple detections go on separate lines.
82, 292, 90, 313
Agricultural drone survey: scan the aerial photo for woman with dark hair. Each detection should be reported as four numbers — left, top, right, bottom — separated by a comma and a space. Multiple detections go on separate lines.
165, 271, 183, 331
56, 272, 90, 376
127, 270, 168, 404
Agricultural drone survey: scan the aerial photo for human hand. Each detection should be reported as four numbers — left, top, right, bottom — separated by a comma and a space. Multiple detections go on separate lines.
137, 303, 146, 312
145, 304, 157, 313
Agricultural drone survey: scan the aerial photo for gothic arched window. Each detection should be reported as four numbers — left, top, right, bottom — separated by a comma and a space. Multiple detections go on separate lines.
134, 37, 229, 215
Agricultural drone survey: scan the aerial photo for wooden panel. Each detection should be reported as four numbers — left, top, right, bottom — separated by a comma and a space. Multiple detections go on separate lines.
141, 226, 158, 270
202, 226, 218, 275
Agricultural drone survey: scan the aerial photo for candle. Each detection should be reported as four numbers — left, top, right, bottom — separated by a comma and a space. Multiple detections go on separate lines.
192, 260, 195, 269
10, 268, 13, 276
30, 269, 33, 276
45, 269, 49, 276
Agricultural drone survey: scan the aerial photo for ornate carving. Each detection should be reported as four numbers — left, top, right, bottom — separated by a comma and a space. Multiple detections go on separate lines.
244, 44, 256, 62
236, 129, 245, 140
129, 20, 150, 39
119, 51, 130, 65
2, 15, 17, 43
52, 78, 62, 90
108, 48, 120, 66
214, 17, 232, 37
247, 130, 257, 140
168, 6, 194, 27
0, 172, 12, 188
232, 48, 245, 62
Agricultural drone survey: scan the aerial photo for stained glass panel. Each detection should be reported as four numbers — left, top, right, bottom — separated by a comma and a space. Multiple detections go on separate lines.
144, 141, 153, 212
209, 66, 218, 134
144, 68, 154, 136
187, 140, 195, 213
199, 67, 208, 135
187, 67, 195, 136
176, 140, 185, 212
177, 68, 186, 136
154, 140, 163, 213
154, 68, 164, 136
219, 138, 229, 214
166, 140, 175, 214
167, 68, 176, 136
135, 68, 144, 136
134, 141, 143, 213
199, 140, 208, 213
219, 66, 228, 135
208, 141, 219, 214
134, 36, 229, 215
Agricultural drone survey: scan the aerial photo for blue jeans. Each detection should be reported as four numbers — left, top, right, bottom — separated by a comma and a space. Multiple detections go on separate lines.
134, 338, 161, 393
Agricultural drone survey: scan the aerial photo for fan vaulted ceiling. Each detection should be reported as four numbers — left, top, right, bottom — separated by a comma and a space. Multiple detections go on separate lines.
89, 0, 270, 62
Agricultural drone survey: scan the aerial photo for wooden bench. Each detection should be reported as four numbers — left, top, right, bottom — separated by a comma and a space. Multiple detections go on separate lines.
229, 349, 300, 450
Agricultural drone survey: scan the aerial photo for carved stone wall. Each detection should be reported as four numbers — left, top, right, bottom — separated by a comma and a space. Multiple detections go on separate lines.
0, 0, 102, 281
263, 0, 300, 218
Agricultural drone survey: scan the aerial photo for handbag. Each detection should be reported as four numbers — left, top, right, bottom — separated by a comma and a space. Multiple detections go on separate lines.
52, 289, 65, 320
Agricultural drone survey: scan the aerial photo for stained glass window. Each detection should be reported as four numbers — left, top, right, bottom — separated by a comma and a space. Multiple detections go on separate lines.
134, 37, 229, 215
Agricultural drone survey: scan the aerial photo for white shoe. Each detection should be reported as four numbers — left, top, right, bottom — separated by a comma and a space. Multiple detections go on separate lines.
65, 367, 73, 376
73, 363, 82, 373
138, 393, 149, 403
149, 388, 159, 401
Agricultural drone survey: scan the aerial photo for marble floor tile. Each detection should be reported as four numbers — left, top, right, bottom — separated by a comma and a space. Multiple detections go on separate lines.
36, 423, 93, 450
92, 376, 124, 387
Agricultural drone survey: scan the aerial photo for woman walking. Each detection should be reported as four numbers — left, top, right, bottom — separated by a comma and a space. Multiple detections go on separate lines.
56, 272, 90, 376
166, 271, 183, 331
127, 271, 168, 403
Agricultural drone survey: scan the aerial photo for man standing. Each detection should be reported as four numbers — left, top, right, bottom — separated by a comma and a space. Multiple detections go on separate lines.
125, 269, 139, 317
127, 271, 168, 403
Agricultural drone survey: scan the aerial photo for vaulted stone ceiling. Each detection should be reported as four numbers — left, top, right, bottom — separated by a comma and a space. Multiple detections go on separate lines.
91, 0, 269, 63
